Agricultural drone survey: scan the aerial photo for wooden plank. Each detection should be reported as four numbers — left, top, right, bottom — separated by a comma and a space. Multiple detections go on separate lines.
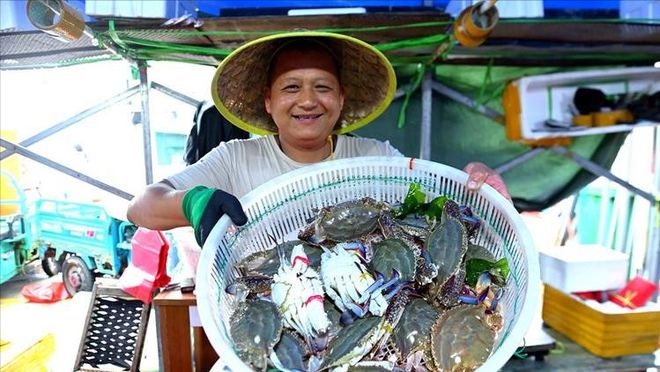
193, 327, 218, 372
490, 22, 660, 45
156, 304, 193, 372
153, 289, 197, 307
197, 12, 450, 53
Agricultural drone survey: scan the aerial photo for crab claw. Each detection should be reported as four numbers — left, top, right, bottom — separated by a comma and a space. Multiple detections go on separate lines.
361, 271, 385, 299
384, 280, 415, 300
340, 310, 357, 326
346, 301, 370, 319
338, 241, 367, 259
486, 287, 504, 314
225, 282, 249, 301
380, 269, 401, 293
459, 294, 480, 305
309, 332, 329, 353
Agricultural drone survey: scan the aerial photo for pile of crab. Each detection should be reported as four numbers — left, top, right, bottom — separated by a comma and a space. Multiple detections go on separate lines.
225, 183, 510, 371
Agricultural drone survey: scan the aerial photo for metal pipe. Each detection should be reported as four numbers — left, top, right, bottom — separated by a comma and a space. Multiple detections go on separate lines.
0, 86, 140, 161
645, 126, 660, 299
0, 138, 133, 200
549, 146, 657, 203
138, 61, 154, 185
431, 81, 504, 123
419, 71, 432, 160
151, 82, 201, 107
494, 147, 545, 174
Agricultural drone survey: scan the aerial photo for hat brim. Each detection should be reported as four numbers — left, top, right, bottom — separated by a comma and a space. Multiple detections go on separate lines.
211, 31, 396, 135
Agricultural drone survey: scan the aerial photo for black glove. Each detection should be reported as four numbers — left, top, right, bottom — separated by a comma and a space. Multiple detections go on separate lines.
182, 186, 248, 246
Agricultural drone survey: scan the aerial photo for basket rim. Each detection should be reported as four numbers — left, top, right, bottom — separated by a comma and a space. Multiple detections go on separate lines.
196, 156, 540, 372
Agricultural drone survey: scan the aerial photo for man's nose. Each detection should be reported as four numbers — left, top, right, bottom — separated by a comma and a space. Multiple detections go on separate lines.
297, 87, 318, 108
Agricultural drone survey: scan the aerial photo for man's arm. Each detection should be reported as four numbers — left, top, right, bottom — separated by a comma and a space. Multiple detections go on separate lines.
126, 180, 189, 230
127, 179, 247, 246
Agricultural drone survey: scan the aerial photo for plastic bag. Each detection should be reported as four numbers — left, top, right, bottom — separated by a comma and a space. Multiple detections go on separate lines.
118, 227, 171, 303
22, 280, 70, 303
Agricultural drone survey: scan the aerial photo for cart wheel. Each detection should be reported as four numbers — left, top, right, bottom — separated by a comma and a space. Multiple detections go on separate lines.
62, 256, 94, 295
41, 249, 62, 276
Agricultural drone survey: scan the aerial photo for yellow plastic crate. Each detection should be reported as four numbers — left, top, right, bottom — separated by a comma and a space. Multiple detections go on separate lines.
542, 284, 660, 358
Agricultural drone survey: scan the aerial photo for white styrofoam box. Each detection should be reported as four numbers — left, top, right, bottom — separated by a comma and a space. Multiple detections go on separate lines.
513, 67, 660, 140
539, 244, 628, 293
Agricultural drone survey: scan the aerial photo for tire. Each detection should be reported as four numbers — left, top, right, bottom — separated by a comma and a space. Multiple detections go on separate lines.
41, 249, 62, 276
62, 256, 94, 295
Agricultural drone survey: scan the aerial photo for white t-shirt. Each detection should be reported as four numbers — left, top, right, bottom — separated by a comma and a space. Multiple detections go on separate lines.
167, 135, 403, 198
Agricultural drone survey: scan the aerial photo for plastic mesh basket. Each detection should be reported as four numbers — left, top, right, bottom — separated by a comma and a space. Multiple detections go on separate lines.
197, 157, 540, 371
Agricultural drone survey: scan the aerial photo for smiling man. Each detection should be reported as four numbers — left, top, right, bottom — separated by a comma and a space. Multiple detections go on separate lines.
126, 31, 508, 247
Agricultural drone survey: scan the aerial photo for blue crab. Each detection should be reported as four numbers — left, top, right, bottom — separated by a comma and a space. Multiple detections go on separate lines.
271, 244, 331, 353
299, 197, 391, 244
225, 274, 273, 300
320, 242, 408, 320
424, 204, 469, 305
429, 304, 501, 371
229, 299, 283, 371
236, 240, 323, 276
319, 290, 410, 370
270, 329, 309, 372
391, 297, 441, 365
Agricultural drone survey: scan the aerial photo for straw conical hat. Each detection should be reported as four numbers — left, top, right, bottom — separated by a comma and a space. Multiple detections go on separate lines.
211, 31, 396, 135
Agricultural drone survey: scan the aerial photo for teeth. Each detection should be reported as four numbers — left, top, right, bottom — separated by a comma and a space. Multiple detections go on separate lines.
295, 114, 321, 119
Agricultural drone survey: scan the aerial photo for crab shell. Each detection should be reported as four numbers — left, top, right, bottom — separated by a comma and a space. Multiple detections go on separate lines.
299, 197, 390, 243
425, 208, 469, 300
270, 329, 309, 372
230, 299, 283, 371
237, 240, 323, 277
369, 238, 417, 282
430, 305, 496, 372
320, 316, 384, 370
321, 291, 408, 371
392, 298, 441, 361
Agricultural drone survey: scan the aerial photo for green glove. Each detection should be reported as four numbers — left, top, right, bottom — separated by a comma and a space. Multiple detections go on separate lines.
182, 186, 247, 246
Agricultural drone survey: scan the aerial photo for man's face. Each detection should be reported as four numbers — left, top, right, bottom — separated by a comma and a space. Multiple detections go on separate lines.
264, 48, 344, 147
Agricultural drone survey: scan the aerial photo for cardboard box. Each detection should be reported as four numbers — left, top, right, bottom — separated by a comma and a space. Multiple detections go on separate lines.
542, 284, 660, 358
539, 244, 627, 292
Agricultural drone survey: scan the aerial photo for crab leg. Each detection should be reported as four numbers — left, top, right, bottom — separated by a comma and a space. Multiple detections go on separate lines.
358, 269, 400, 303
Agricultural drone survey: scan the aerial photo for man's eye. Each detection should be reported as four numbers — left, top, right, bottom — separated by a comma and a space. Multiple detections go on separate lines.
316, 85, 332, 92
283, 85, 299, 92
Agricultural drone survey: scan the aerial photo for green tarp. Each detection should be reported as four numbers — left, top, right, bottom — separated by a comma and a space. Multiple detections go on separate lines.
356, 64, 628, 211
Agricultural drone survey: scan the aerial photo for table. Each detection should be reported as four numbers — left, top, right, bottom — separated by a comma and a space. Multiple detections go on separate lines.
153, 289, 218, 372
153, 227, 217, 372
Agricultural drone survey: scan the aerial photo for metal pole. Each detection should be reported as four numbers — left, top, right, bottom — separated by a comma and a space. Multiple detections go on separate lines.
0, 138, 133, 200
645, 126, 660, 298
0, 86, 140, 161
549, 146, 657, 204
151, 82, 201, 107
494, 147, 545, 174
419, 71, 432, 160
432, 81, 504, 123
138, 61, 154, 185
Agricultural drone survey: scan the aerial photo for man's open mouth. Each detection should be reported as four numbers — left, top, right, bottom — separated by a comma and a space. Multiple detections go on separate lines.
293, 114, 323, 120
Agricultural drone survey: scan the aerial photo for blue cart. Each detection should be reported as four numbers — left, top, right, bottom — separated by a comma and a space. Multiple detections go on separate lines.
34, 199, 135, 295
0, 171, 37, 285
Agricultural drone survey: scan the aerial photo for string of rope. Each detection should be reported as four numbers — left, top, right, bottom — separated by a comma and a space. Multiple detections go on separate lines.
327, 135, 334, 160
